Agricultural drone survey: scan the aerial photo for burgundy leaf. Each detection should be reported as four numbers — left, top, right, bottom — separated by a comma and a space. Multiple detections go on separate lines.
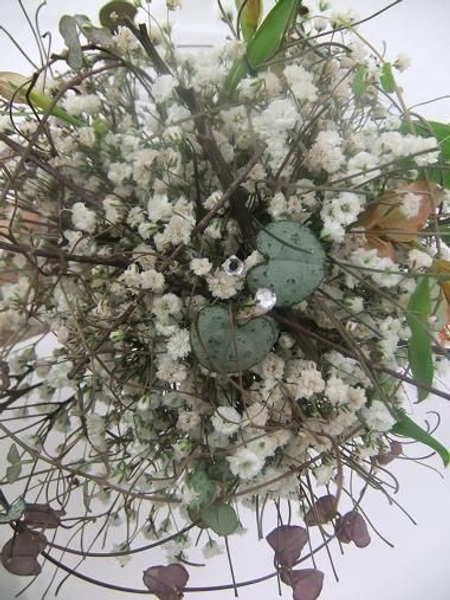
1, 529, 47, 576
23, 503, 65, 529
266, 525, 308, 567
335, 510, 371, 548
375, 441, 403, 465
280, 568, 324, 600
143, 564, 189, 600
304, 495, 337, 526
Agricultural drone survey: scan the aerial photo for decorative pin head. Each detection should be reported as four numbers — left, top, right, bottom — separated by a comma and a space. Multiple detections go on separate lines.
222, 255, 244, 276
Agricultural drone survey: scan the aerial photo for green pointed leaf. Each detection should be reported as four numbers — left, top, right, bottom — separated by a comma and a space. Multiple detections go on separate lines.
7, 443, 20, 465
222, 0, 298, 98
0, 72, 85, 127
0, 497, 26, 524
190, 306, 279, 373
393, 412, 450, 467
352, 64, 368, 96
380, 62, 396, 93
6, 463, 22, 484
59, 16, 83, 70
246, 221, 325, 306
236, 0, 263, 42
407, 277, 433, 402
200, 501, 239, 536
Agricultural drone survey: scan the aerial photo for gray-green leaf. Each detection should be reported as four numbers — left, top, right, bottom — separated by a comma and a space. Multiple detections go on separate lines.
7, 443, 20, 465
6, 463, 22, 484
246, 221, 325, 306
59, 16, 83, 70
200, 501, 239, 536
0, 496, 26, 524
190, 306, 278, 373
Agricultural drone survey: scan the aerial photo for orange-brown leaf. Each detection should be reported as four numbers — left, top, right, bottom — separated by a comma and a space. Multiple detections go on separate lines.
358, 181, 444, 260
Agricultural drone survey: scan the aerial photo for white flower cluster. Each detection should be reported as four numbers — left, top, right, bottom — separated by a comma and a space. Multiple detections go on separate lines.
0, 2, 445, 540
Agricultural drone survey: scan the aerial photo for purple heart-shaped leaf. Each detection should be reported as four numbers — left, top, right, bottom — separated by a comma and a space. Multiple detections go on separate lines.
335, 510, 371, 548
280, 568, 324, 600
143, 563, 189, 600
1, 529, 47, 576
23, 503, 65, 529
266, 525, 308, 567
304, 495, 337, 526
375, 441, 403, 465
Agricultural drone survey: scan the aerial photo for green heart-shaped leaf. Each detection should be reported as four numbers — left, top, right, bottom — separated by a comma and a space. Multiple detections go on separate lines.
99, 1, 137, 32
246, 221, 325, 306
200, 501, 239, 536
190, 306, 278, 373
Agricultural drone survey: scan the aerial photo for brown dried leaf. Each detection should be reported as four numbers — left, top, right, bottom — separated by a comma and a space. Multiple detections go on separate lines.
360, 181, 444, 258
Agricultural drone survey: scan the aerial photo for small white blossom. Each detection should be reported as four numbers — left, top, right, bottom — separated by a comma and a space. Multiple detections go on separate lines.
325, 374, 349, 406
409, 249, 433, 269
164, 214, 194, 245
227, 447, 264, 480
296, 366, 326, 398
71, 202, 97, 233
77, 127, 96, 147
86, 414, 107, 452
177, 411, 201, 432
359, 401, 396, 432
283, 64, 318, 102
202, 539, 223, 559
140, 269, 165, 291
153, 293, 183, 322
152, 74, 176, 103
108, 162, 132, 185
64, 93, 101, 116
399, 191, 422, 218
166, 329, 190, 360
156, 356, 187, 383
114, 26, 138, 52
268, 191, 288, 218
190, 258, 212, 276
207, 269, 243, 299
314, 463, 334, 486
211, 406, 242, 436
306, 130, 345, 174
394, 53, 411, 72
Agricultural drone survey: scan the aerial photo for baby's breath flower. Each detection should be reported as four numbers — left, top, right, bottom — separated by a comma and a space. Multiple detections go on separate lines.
71, 202, 97, 233
227, 447, 264, 480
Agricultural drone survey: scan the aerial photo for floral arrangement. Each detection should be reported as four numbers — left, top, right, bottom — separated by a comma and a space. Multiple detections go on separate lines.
1, 1, 449, 598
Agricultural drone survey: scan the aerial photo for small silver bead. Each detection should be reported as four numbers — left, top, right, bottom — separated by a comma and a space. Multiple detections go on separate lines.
222, 255, 244, 276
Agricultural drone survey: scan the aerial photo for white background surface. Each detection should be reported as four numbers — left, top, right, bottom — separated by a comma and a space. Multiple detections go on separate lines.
1, 1, 450, 599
